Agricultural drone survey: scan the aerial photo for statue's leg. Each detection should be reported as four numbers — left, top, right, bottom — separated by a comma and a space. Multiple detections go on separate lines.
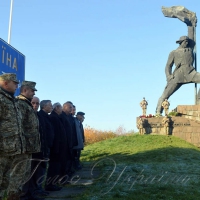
156, 81, 182, 114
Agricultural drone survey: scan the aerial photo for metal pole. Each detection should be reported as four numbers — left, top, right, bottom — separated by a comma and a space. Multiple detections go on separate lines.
194, 26, 197, 104
8, 0, 14, 44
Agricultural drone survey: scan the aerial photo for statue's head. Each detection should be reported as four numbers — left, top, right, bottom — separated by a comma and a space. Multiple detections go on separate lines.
176, 36, 189, 47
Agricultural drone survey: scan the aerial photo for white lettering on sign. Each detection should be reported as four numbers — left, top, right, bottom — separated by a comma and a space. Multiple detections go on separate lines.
2, 46, 18, 71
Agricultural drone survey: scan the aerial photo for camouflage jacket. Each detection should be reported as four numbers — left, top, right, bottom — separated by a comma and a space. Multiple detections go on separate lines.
17, 94, 41, 153
0, 88, 26, 156
140, 100, 148, 108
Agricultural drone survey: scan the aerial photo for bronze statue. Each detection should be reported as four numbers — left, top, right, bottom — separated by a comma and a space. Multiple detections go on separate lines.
140, 97, 148, 116
162, 99, 170, 115
156, 6, 198, 114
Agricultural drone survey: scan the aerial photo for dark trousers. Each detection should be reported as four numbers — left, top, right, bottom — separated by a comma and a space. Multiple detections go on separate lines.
46, 160, 62, 187
20, 154, 48, 199
72, 149, 82, 169
30, 161, 47, 191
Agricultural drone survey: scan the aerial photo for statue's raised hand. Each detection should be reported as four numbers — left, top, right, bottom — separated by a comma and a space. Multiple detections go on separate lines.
162, 6, 197, 27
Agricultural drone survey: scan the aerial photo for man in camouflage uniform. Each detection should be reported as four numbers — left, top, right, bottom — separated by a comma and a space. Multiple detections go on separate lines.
0, 73, 28, 200
162, 99, 170, 115
16, 81, 41, 200
140, 97, 148, 116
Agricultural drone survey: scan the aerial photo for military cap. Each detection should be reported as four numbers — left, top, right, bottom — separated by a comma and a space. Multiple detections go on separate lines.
0, 73, 19, 83
76, 111, 85, 116
176, 36, 189, 44
21, 81, 37, 91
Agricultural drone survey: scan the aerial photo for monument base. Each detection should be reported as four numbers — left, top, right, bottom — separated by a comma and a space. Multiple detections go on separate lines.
137, 105, 200, 147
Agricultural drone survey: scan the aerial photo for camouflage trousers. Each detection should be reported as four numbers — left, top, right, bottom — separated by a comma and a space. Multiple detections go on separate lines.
0, 153, 31, 198
142, 108, 147, 116
164, 108, 169, 115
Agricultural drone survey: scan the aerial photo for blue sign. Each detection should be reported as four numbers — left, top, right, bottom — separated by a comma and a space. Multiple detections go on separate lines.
0, 38, 25, 96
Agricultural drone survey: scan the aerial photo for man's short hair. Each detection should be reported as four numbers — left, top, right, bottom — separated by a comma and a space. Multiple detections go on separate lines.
40, 100, 51, 109
53, 102, 61, 110
66, 101, 73, 105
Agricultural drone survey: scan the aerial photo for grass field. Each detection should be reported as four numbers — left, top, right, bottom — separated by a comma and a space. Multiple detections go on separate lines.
76, 134, 200, 200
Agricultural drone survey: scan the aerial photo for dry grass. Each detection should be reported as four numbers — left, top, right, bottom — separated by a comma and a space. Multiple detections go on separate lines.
84, 126, 116, 145
84, 125, 134, 145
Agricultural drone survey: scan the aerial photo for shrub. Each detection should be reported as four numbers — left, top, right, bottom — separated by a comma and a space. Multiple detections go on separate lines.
168, 111, 181, 116
84, 125, 135, 145
84, 125, 117, 145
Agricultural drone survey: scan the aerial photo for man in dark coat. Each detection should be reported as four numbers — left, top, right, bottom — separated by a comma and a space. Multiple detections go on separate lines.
31, 100, 54, 195
60, 101, 78, 178
73, 112, 85, 170
45, 103, 67, 191
38, 100, 54, 151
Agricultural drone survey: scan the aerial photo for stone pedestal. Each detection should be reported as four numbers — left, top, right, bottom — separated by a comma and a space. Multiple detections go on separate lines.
136, 105, 200, 147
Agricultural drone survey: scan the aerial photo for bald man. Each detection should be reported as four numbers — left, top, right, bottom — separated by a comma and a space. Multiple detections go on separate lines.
31, 96, 40, 112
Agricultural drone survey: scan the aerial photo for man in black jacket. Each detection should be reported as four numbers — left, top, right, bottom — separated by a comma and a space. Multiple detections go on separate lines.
45, 103, 67, 191
60, 102, 78, 179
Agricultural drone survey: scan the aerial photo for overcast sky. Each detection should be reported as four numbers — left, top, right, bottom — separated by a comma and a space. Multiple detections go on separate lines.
0, 0, 199, 132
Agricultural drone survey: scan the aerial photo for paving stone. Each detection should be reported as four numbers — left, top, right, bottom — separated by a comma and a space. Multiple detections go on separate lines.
45, 166, 99, 200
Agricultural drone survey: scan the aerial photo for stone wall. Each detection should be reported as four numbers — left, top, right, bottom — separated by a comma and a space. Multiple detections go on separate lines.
137, 105, 200, 147
177, 105, 200, 121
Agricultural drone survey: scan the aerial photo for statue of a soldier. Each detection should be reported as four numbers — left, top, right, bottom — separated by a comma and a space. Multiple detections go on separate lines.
162, 99, 170, 115
156, 6, 199, 114
137, 118, 145, 135
140, 97, 148, 116
162, 115, 170, 135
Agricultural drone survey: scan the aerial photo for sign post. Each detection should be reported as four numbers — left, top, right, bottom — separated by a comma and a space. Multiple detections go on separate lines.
0, 38, 25, 95
8, 0, 14, 44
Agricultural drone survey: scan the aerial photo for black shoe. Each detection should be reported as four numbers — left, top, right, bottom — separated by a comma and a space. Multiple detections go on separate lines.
45, 185, 62, 191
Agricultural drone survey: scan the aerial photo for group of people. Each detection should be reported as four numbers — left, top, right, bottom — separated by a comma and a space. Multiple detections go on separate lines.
0, 73, 85, 200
